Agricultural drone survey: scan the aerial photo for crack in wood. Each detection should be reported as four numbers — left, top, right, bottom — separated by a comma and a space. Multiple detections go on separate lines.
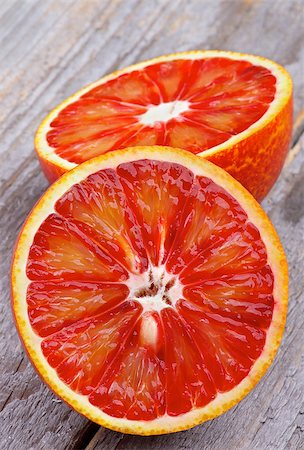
67, 422, 100, 450
0, 391, 13, 413
292, 109, 304, 146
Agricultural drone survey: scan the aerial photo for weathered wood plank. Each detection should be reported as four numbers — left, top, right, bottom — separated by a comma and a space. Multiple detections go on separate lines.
0, 0, 303, 449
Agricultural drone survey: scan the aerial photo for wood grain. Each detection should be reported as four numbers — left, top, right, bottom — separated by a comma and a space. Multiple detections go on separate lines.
0, 0, 303, 449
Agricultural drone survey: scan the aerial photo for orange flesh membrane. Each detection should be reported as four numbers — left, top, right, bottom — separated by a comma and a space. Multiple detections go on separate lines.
47, 58, 276, 163
26, 159, 274, 420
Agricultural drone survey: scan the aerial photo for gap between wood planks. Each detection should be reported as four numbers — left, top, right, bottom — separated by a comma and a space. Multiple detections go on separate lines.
285, 109, 304, 166
292, 108, 304, 145
61, 114, 304, 450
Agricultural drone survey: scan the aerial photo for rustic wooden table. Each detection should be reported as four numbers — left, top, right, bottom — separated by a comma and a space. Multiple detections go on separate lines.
1, 1, 304, 449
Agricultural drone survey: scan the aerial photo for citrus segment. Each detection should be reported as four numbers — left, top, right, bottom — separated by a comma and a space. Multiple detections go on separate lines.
27, 281, 129, 337
177, 299, 266, 389
161, 307, 217, 415
183, 267, 274, 328
27, 213, 128, 282
35, 51, 293, 200
41, 301, 142, 395
54, 168, 148, 273
89, 313, 166, 420
12, 147, 288, 434
116, 160, 194, 266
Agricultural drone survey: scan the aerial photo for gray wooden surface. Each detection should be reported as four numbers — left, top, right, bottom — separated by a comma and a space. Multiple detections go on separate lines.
1, 1, 304, 449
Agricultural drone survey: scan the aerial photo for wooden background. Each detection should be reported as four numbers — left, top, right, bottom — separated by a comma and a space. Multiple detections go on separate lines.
1, 0, 304, 449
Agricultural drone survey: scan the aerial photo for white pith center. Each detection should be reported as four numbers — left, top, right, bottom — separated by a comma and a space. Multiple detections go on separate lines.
126, 267, 183, 348
126, 266, 183, 312
138, 101, 190, 125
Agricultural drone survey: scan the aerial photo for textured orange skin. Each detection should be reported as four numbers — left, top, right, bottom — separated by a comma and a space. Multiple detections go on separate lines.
205, 97, 293, 201
37, 96, 293, 201
38, 157, 66, 184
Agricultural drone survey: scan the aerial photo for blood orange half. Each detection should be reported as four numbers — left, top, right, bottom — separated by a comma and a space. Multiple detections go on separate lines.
12, 146, 288, 435
35, 51, 293, 200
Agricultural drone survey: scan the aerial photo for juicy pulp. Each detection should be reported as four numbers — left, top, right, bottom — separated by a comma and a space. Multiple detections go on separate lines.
47, 57, 276, 163
26, 159, 274, 420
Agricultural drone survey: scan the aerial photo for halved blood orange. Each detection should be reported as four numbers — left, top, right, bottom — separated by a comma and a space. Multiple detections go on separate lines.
12, 146, 288, 435
35, 51, 293, 200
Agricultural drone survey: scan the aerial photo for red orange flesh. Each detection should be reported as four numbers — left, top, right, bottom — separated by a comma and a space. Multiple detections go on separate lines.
12, 147, 288, 434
